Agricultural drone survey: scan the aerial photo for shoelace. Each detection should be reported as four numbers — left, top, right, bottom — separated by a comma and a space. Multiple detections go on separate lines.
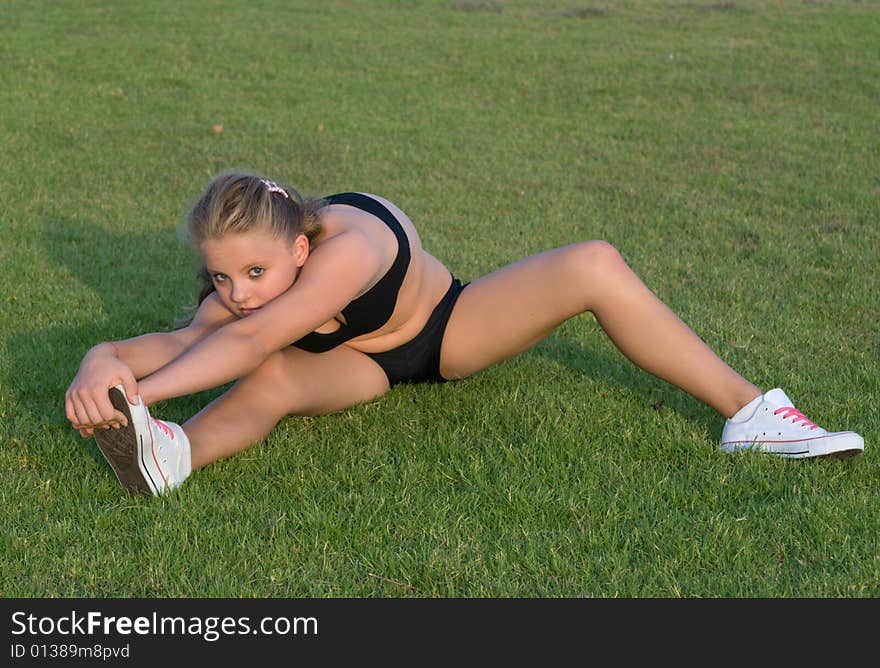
774, 407, 820, 430
152, 418, 176, 440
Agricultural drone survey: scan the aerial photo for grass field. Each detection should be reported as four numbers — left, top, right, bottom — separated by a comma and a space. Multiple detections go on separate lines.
1, 0, 878, 597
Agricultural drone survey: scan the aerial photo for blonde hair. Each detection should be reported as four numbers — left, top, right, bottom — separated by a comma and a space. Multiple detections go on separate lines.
179, 171, 325, 322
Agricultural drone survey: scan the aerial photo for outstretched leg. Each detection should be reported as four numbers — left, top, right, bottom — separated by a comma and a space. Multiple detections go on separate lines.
182, 345, 390, 469
439, 241, 761, 418
91, 345, 389, 495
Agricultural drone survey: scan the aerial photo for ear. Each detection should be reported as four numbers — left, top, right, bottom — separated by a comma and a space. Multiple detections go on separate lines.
291, 234, 310, 267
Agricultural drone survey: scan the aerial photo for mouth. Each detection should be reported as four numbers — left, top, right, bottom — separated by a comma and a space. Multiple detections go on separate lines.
240, 307, 261, 317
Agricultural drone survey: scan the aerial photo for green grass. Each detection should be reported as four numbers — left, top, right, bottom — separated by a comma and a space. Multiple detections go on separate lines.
1, 0, 878, 597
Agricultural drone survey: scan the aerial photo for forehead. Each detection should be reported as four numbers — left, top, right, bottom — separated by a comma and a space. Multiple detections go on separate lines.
200, 230, 289, 266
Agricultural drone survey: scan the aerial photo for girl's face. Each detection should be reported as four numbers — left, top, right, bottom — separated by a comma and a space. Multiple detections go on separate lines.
200, 229, 309, 318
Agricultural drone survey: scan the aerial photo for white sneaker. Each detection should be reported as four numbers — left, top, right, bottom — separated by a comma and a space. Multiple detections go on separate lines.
721, 388, 864, 459
94, 385, 192, 495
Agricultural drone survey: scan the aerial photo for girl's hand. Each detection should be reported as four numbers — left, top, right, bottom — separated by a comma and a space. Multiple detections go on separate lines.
65, 343, 139, 432
72, 413, 127, 438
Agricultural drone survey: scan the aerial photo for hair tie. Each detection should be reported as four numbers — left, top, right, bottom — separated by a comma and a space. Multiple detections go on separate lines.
260, 179, 290, 199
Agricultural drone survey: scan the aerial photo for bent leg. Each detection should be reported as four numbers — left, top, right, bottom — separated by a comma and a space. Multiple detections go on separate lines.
440, 241, 760, 418
182, 345, 390, 469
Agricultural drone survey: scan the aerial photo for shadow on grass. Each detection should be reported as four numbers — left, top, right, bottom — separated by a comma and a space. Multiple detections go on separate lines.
3, 217, 199, 470
530, 335, 723, 439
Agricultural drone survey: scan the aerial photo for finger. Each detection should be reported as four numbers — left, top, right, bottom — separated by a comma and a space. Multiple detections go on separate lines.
75, 415, 122, 430
71, 394, 93, 428
94, 387, 118, 423
65, 392, 77, 424
80, 393, 108, 426
112, 408, 128, 428
121, 373, 139, 406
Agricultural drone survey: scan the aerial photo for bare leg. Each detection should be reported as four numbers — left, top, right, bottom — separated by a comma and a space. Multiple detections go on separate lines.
181, 345, 390, 470
440, 241, 761, 418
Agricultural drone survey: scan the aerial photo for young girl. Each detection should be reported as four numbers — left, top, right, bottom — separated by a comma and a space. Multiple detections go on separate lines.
65, 172, 864, 495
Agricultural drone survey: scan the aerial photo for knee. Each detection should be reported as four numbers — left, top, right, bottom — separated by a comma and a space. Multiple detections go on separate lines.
250, 350, 289, 384
566, 240, 627, 280
558, 241, 629, 310
242, 351, 297, 412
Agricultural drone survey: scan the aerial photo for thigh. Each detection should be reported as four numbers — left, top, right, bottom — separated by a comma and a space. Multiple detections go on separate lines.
183, 345, 390, 469
194, 344, 390, 425
270, 344, 391, 416
439, 242, 610, 380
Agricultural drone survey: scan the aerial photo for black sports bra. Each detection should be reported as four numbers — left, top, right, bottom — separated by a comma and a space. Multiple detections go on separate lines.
292, 192, 411, 353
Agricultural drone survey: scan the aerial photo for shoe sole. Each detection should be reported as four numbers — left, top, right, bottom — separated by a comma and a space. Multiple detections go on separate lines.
814, 448, 862, 460
93, 388, 157, 495
722, 433, 864, 460
788, 442, 864, 460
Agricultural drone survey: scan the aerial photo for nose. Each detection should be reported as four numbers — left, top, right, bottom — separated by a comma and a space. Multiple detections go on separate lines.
229, 281, 249, 304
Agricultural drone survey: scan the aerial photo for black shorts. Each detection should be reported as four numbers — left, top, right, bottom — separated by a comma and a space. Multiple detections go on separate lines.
366, 276, 467, 387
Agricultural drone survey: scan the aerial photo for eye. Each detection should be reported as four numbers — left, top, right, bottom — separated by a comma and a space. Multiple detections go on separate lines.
249, 267, 265, 278
211, 273, 228, 283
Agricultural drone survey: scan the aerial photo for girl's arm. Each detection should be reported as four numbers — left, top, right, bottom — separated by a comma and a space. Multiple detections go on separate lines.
112, 295, 236, 379
65, 294, 235, 430
137, 231, 382, 405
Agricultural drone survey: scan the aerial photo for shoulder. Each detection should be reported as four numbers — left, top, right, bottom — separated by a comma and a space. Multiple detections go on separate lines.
312, 191, 418, 266
318, 192, 405, 218
312, 196, 396, 253
318, 192, 418, 243
305, 225, 384, 277
193, 291, 235, 322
